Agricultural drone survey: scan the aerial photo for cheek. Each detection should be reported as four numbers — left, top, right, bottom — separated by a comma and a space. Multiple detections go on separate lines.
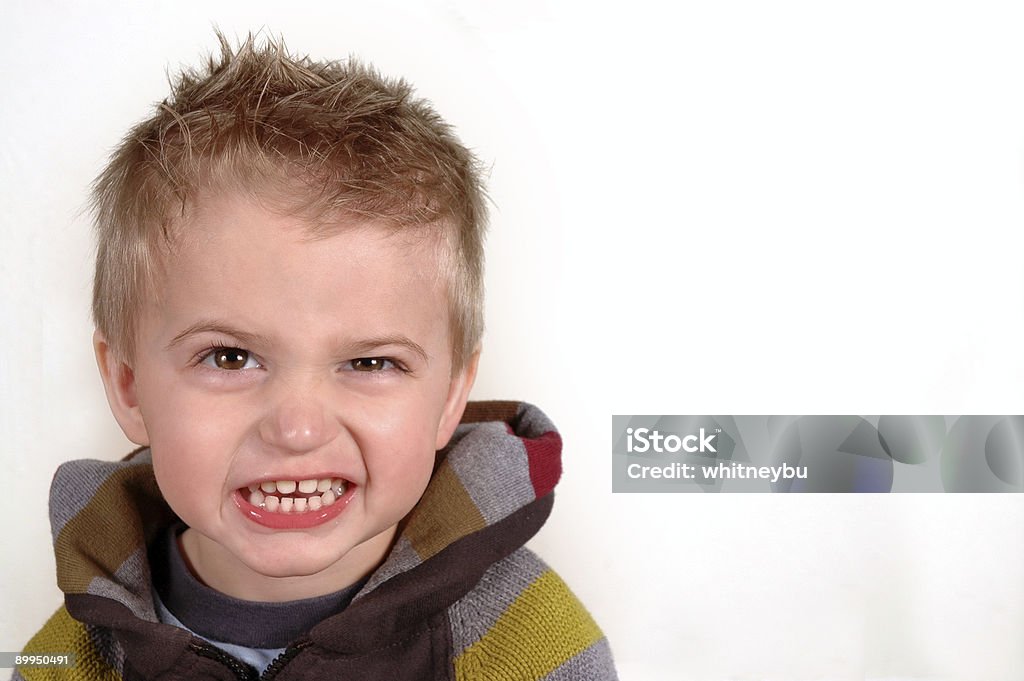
362, 422, 440, 506
138, 371, 252, 452
368, 436, 437, 483
138, 384, 250, 508
149, 450, 215, 531
151, 454, 200, 510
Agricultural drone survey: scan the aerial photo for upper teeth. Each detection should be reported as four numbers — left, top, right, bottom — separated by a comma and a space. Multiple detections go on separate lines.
251, 478, 335, 495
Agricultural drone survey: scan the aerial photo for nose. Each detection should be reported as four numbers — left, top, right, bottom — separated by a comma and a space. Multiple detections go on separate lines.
258, 382, 340, 454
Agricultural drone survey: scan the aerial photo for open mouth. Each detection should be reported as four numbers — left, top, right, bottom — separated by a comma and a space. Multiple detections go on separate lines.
243, 477, 349, 514
234, 476, 356, 530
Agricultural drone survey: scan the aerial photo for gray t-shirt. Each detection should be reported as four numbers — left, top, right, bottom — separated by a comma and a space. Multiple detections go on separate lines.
149, 525, 365, 675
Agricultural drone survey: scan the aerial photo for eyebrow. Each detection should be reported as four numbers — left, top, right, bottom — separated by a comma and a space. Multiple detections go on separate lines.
166, 321, 272, 351
347, 334, 430, 363
165, 321, 430, 363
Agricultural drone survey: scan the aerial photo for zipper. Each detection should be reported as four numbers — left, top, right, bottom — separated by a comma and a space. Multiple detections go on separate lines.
260, 640, 312, 680
189, 641, 257, 681
188, 639, 313, 681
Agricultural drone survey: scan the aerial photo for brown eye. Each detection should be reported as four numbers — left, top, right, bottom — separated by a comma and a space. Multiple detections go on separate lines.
352, 357, 391, 372
211, 348, 253, 370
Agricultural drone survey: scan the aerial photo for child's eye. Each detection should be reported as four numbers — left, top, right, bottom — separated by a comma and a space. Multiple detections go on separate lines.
350, 357, 394, 372
201, 347, 261, 371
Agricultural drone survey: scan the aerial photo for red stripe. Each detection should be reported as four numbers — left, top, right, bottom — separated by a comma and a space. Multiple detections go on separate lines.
522, 430, 562, 498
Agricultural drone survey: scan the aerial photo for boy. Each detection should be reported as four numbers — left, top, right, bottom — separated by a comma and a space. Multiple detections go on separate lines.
16, 32, 616, 680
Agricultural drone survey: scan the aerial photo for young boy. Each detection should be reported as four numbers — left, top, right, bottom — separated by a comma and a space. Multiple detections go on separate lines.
16, 32, 616, 680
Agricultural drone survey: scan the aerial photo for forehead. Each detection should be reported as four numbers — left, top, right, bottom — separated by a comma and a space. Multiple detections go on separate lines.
145, 192, 450, 348
174, 189, 443, 259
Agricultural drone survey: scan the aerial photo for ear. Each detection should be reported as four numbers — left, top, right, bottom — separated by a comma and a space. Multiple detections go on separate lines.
93, 329, 150, 446
435, 346, 481, 450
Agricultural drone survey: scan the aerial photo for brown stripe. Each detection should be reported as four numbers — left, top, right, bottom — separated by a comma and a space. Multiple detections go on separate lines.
65, 594, 196, 680
404, 461, 486, 560
310, 494, 555, 653
55, 465, 173, 594
461, 400, 521, 425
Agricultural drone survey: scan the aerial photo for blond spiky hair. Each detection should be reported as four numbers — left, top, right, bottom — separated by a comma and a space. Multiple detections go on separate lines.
91, 30, 487, 372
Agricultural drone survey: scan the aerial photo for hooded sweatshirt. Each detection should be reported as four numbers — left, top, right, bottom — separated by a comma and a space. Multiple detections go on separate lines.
15, 401, 617, 681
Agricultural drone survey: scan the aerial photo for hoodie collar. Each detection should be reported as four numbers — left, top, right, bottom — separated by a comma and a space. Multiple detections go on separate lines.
50, 400, 561, 640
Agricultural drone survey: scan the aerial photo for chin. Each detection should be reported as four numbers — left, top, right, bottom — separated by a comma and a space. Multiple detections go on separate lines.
244, 549, 346, 580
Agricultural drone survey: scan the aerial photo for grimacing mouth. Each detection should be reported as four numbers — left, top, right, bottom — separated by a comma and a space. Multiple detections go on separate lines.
240, 476, 350, 514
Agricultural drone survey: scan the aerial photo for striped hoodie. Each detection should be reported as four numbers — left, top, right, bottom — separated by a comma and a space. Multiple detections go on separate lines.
16, 401, 617, 680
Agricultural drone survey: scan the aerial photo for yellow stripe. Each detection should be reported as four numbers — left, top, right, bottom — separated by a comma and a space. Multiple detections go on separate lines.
54, 465, 165, 594
454, 570, 603, 681
20, 607, 119, 681
405, 461, 486, 560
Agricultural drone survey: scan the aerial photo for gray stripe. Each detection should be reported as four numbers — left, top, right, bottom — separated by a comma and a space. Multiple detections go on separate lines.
49, 451, 152, 542
356, 535, 421, 599
542, 637, 619, 681
514, 402, 557, 440
86, 547, 157, 621
448, 547, 548, 655
447, 422, 536, 525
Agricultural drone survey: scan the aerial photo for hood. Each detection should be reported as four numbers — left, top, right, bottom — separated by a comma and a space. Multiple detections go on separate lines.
48, 401, 561, 658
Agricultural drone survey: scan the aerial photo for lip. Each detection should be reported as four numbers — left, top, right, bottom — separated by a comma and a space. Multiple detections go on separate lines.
232, 484, 356, 530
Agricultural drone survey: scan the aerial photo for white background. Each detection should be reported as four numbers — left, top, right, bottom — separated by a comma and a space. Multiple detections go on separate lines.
3, 2, 1024, 679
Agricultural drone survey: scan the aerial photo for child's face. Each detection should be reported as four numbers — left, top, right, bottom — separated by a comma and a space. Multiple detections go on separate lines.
95, 192, 477, 600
